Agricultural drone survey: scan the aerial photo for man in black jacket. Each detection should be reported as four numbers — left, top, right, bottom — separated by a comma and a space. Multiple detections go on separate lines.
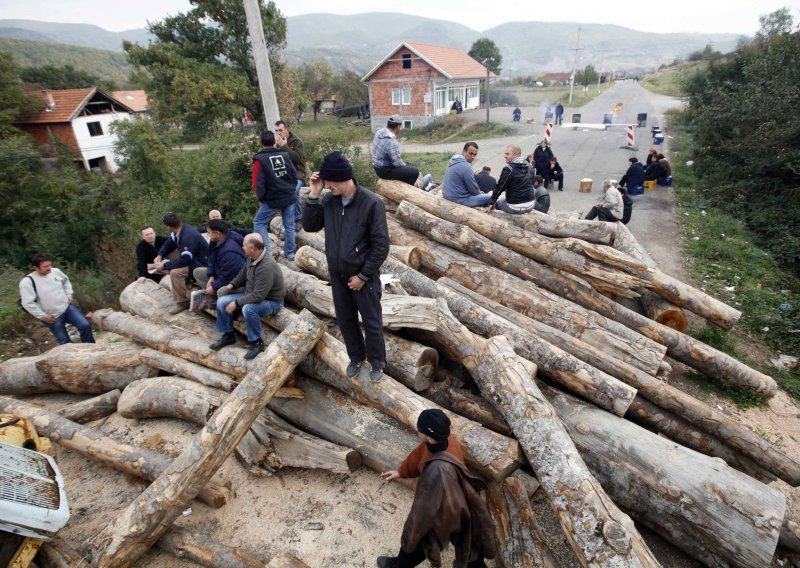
490, 145, 536, 214
275, 120, 307, 228
252, 130, 298, 260
135, 226, 167, 283
302, 151, 391, 382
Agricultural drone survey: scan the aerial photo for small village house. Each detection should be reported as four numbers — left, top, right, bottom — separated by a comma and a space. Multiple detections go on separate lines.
110, 89, 150, 116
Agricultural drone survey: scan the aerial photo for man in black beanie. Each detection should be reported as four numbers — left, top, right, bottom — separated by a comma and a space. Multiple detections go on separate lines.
302, 151, 391, 382
378, 409, 496, 568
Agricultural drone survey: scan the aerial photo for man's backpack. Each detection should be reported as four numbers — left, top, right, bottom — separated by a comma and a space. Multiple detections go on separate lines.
17, 275, 37, 313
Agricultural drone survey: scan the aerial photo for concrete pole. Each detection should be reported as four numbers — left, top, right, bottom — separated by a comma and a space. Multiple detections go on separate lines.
243, 0, 280, 123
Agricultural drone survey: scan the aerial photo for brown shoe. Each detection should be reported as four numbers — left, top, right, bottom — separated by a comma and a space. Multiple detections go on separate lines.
167, 300, 190, 315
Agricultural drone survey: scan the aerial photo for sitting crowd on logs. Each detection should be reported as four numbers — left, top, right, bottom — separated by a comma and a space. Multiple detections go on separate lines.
7, 138, 800, 567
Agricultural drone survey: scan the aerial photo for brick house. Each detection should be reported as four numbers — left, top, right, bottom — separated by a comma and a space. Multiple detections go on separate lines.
362, 42, 494, 131
14, 88, 135, 173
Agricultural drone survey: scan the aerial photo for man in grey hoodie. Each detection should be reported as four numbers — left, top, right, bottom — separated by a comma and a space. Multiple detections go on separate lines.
442, 142, 491, 207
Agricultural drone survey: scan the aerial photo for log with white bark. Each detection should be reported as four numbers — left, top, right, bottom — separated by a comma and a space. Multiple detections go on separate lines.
86, 310, 325, 568
117, 376, 360, 474
55, 389, 121, 424
386, 214, 778, 401
0, 396, 231, 508
432, 300, 661, 567
294, 244, 331, 281
613, 223, 688, 332
377, 179, 742, 329
490, 208, 616, 244
486, 475, 558, 568
0, 341, 152, 395
546, 385, 786, 568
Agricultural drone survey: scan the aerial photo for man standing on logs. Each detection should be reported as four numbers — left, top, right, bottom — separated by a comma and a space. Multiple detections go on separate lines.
209, 234, 286, 360
303, 151, 391, 382
378, 409, 496, 568
274, 120, 307, 229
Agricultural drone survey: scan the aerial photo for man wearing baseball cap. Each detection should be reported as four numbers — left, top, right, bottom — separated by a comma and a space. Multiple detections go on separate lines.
302, 151, 390, 382
371, 115, 431, 189
378, 409, 496, 567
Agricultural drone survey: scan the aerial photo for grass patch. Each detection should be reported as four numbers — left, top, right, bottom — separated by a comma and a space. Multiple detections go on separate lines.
0, 263, 28, 336
294, 114, 372, 143
401, 117, 516, 144
684, 370, 767, 410
640, 61, 706, 97
689, 325, 737, 356
403, 152, 454, 183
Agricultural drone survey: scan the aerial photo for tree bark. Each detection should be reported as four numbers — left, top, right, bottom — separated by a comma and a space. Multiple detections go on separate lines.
294, 244, 331, 281
378, 179, 741, 329
433, 301, 660, 566
490, 208, 616, 244
428, 385, 512, 436
86, 310, 326, 568
386, 214, 778, 401
613, 223, 688, 332
37, 539, 91, 568
546, 385, 785, 568
486, 476, 557, 568
780, 520, 800, 555
0, 341, 152, 395
0, 396, 231, 508
55, 390, 121, 424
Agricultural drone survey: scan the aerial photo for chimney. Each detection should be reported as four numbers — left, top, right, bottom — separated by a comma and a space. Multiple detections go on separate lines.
45, 91, 55, 112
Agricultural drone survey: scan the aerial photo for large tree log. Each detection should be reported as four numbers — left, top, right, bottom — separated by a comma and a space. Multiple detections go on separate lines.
0, 396, 230, 508
55, 390, 121, 424
37, 539, 91, 568
613, 223, 688, 332
386, 213, 778, 401
780, 520, 800, 554
118, 376, 360, 474
490, 209, 616, 244
155, 526, 309, 568
432, 301, 660, 567
86, 310, 325, 567
377, 179, 742, 329
546, 385, 786, 568
428, 385, 512, 436
486, 475, 558, 568
0, 341, 152, 395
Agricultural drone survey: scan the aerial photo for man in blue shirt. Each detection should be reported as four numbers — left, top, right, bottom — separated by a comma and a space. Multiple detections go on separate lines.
442, 142, 491, 207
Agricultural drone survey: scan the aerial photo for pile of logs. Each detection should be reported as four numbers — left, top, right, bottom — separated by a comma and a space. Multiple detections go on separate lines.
2, 178, 799, 567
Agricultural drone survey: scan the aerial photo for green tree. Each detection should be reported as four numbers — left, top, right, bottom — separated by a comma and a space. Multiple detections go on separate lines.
468, 38, 502, 75
331, 69, 368, 111
20, 64, 117, 91
755, 7, 794, 43
0, 52, 39, 138
298, 61, 334, 121
577, 64, 598, 85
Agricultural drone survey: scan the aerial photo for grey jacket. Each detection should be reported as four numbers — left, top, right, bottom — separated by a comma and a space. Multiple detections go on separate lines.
443, 154, 481, 200
228, 250, 286, 307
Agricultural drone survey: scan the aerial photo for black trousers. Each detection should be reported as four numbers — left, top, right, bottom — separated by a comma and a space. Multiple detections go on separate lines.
584, 206, 619, 222
544, 171, 564, 190
374, 164, 420, 187
392, 540, 487, 568
329, 272, 386, 369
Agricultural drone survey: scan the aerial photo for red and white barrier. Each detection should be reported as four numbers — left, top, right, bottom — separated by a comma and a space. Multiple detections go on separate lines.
626, 124, 635, 149
544, 122, 554, 142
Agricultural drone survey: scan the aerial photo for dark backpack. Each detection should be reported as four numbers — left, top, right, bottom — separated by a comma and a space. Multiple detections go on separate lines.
17, 275, 37, 313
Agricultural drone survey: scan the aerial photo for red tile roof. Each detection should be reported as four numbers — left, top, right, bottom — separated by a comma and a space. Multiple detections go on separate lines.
542, 73, 572, 81
363, 42, 494, 81
16, 88, 96, 124
111, 90, 149, 113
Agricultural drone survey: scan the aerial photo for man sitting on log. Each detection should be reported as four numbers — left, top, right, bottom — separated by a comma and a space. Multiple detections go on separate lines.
442, 142, 492, 208
378, 409, 496, 568
209, 234, 286, 360
372, 115, 431, 190
303, 151, 390, 382
135, 226, 167, 283
585, 180, 624, 222
490, 145, 537, 214
193, 219, 247, 304
154, 212, 210, 314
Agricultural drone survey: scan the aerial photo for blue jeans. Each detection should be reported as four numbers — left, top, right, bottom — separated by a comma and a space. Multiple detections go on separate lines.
448, 193, 492, 207
44, 304, 95, 345
216, 293, 283, 342
294, 179, 303, 224
253, 201, 295, 257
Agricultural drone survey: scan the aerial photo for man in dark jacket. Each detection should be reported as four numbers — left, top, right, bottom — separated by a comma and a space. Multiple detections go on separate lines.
275, 120, 307, 227
135, 226, 167, 283
155, 212, 209, 314
193, 219, 246, 297
474, 166, 495, 193
490, 145, 536, 214
533, 175, 551, 213
209, 233, 286, 360
252, 130, 298, 260
554, 101, 564, 125
378, 409, 497, 568
543, 155, 564, 191
619, 157, 646, 195
532, 139, 554, 176
303, 151, 390, 382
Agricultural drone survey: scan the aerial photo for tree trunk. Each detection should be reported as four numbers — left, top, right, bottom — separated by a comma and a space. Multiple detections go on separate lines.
486, 476, 557, 568
385, 214, 778, 401
0, 396, 231, 508
37, 539, 91, 568
155, 526, 310, 568
428, 385, 512, 436
269, 375, 419, 473
117, 376, 360, 475
613, 223, 688, 332
294, 244, 331, 281
490, 209, 616, 244
377, 179, 741, 329
388, 244, 421, 269
261, 308, 521, 481
86, 310, 325, 567
546, 385, 785, 568
0, 341, 152, 395
433, 301, 660, 566
55, 390, 121, 424
780, 520, 800, 555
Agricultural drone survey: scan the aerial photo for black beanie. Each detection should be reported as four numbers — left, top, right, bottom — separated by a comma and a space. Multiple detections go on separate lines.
319, 151, 353, 181
417, 409, 451, 441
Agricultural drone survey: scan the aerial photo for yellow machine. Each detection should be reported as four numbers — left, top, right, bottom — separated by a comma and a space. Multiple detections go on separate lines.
0, 415, 69, 568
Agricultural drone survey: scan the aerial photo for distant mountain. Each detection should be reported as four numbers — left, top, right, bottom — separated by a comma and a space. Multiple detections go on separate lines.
0, 15, 742, 77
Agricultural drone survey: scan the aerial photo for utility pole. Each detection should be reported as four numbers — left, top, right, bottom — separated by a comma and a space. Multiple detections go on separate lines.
484, 57, 494, 124
568, 26, 583, 104
243, 0, 280, 123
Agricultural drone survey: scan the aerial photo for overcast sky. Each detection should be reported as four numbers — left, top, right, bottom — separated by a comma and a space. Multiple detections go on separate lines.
0, 0, 798, 35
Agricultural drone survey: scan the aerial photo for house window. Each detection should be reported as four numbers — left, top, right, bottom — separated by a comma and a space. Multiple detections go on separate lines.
435, 89, 446, 111
402, 54, 411, 69
467, 85, 479, 100
391, 88, 411, 105
87, 121, 103, 137
403, 120, 413, 129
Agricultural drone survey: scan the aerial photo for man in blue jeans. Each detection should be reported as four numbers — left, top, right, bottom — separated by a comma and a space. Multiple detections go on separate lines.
252, 130, 298, 260
19, 253, 94, 345
209, 234, 286, 360
442, 142, 491, 207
